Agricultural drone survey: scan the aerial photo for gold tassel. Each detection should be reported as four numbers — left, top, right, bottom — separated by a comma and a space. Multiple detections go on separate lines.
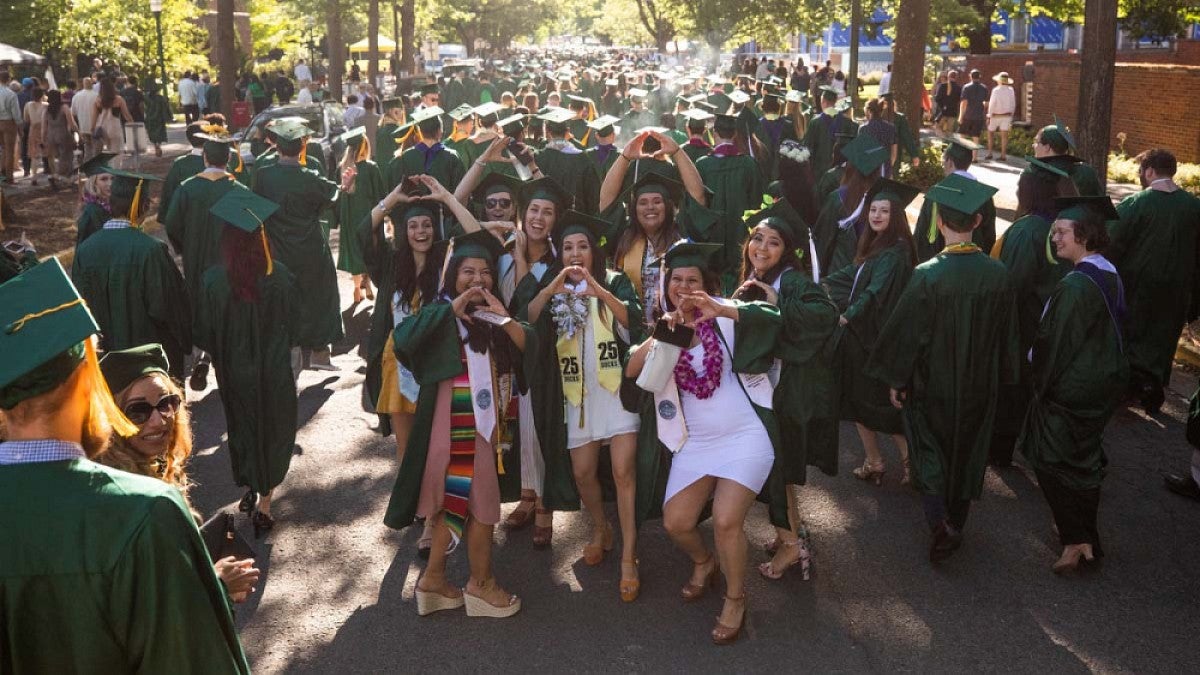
242, 207, 274, 275
6, 298, 86, 334
356, 137, 371, 163
299, 142, 308, 167
927, 202, 939, 244
129, 179, 144, 226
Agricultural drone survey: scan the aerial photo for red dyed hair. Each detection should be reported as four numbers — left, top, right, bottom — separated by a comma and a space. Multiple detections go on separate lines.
220, 225, 267, 303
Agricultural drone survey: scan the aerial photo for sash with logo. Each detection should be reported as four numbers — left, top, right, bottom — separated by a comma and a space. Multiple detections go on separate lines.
556, 296, 622, 426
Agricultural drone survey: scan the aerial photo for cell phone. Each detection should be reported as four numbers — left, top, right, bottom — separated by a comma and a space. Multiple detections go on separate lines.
471, 309, 511, 326
509, 142, 534, 166
652, 318, 694, 349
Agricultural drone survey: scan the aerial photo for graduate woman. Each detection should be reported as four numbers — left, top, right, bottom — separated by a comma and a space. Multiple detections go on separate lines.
1019, 196, 1129, 574
382, 229, 536, 618
823, 179, 919, 486
598, 130, 714, 327
522, 210, 646, 601
201, 189, 301, 538
626, 241, 782, 645
733, 201, 839, 580
811, 132, 888, 274
334, 127, 386, 305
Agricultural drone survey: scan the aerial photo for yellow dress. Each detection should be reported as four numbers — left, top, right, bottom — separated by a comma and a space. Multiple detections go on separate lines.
376, 292, 421, 414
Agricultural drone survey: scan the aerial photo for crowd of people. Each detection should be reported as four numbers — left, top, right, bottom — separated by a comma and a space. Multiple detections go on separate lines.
3, 46, 1200, 669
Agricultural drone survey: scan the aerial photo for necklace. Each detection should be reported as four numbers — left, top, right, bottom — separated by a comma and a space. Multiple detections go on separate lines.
674, 319, 723, 399
943, 242, 981, 254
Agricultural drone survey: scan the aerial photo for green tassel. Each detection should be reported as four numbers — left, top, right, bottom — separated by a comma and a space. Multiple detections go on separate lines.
927, 203, 939, 244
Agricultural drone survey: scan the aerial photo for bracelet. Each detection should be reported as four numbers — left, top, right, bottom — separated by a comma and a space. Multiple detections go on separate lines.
376, 200, 391, 212
474, 159, 486, 167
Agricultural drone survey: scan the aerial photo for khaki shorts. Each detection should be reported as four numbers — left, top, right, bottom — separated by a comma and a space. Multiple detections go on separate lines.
988, 115, 1013, 132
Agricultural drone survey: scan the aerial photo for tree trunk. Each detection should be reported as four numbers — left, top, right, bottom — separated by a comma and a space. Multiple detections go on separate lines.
216, 0, 237, 121
326, 0, 344, 100
849, 0, 862, 112
1076, 0, 1117, 184
400, 0, 415, 73
893, 0, 933, 143
368, 0, 380, 92
959, 0, 997, 54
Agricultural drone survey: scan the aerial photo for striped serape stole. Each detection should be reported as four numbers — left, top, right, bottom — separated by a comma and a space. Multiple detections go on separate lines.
444, 346, 477, 539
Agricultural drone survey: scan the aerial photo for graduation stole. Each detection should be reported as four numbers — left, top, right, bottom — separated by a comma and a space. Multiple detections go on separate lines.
619, 236, 648, 297
653, 303, 775, 453
554, 294, 621, 423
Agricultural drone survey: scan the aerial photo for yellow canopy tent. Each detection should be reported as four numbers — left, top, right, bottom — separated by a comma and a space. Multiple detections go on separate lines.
349, 36, 397, 56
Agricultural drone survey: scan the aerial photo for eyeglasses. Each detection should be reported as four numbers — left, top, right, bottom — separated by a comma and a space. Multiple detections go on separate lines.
123, 394, 181, 425
485, 198, 513, 209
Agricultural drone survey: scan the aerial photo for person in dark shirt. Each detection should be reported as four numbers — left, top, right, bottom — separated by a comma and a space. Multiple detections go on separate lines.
958, 70, 989, 143
933, 71, 961, 136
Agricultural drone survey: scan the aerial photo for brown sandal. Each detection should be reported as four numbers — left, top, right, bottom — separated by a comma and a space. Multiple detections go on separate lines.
532, 508, 553, 549
504, 495, 537, 529
582, 523, 613, 566
712, 595, 746, 645
680, 554, 719, 602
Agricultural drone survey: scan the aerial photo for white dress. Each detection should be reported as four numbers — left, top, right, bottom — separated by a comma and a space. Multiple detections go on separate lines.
664, 339, 775, 503
565, 317, 639, 449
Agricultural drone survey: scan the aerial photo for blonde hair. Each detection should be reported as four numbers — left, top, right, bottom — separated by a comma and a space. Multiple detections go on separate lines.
97, 371, 193, 498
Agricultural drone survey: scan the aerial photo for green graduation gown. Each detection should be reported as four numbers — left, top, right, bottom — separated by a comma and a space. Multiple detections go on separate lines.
991, 214, 1068, 441
585, 143, 619, 181
72, 226, 191, 380
912, 187, 997, 264
631, 302, 787, 527
753, 116, 798, 181
0, 459, 249, 674
1041, 155, 1102, 196
696, 152, 765, 275
75, 200, 110, 246
771, 268, 840, 484
164, 172, 248, 352
802, 113, 847, 181
535, 145, 601, 215
374, 122, 400, 166
867, 248, 1020, 501
1018, 266, 1129, 490
824, 241, 915, 434
682, 140, 711, 164
1109, 188, 1200, 392
812, 188, 861, 275
387, 143, 466, 194
334, 159, 385, 274
144, 91, 170, 144
520, 271, 646, 512
159, 152, 205, 217
382, 303, 539, 529
201, 262, 300, 494
253, 162, 344, 349
892, 112, 920, 175
814, 164, 844, 206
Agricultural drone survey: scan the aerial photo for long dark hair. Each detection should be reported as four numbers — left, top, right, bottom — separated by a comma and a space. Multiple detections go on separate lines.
613, 195, 680, 265
854, 196, 917, 266
46, 89, 62, 118
736, 221, 805, 302
777, 148, 819, 225
840, 165, 876, 218
98, 78, 117, 108
221, 225, 267, 303
441, 255, 519, 373
1016, 171, 1078, 221
392, 216, 442, 308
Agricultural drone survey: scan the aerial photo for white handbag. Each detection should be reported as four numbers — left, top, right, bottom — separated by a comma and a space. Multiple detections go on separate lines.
635, 339, 681, 394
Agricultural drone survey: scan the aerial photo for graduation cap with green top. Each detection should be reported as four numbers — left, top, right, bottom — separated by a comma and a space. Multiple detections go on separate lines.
729, 90, 751, 105
448, 104, 476, 122
744, 197, 806, 245
521, 175, 571, 209
663, 239, 723, 272
1040, 114, 1076, 151
555, 209, 614, 254
99, 343, 169, 396
79, 152, 118, 177
419, 82, 439, 96
1054, 195, 1119, 222
624, 171, 684, 205
694, 100, 718, 113
0, 258, 100, 410
1024, 156, 1070, 179
587, 115, 620, 134
926, 173, 998, 220
840, 132, 889, 176
713, 112, 738, 135
381, 97, 403, 110
102, 167, 160, 222
210, 188, 281, 273
447, 228, 505, 263
865, 178, 921, 209
940, 134, 979, 165
473, 171, 523, 202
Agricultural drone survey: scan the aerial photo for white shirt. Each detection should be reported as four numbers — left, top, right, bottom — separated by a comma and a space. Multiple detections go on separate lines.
878, 72, 892, 95
297, 88, 314, 105
178, 77, 196, 106
294, 63, 313, 82
755, 62, 771, 79
988, 85, 1016, 116
70, 88, 97, 128
343, 104, 366, 128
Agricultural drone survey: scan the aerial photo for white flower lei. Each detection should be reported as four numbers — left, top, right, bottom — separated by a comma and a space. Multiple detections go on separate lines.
550, 291, 589, 339
780, 142, 811, 164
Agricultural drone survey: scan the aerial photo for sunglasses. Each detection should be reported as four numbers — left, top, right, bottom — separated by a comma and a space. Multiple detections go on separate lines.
123, 394, 181, 425
485, 198, 513, 209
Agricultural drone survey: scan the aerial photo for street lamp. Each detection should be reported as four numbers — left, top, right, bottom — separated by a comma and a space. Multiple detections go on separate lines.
150, 0, 169, 110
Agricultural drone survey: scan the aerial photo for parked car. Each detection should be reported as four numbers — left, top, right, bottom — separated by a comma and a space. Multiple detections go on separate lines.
238, 102, 346, 179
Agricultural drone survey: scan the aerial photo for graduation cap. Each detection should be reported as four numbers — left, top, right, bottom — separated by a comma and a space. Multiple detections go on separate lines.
0, 258, 99, 409
521, 175, 571, 210
102, 168, 161, 222
627, 87, 648, 99
926, 174, 998, 219
941, 135, 979, 165
682, 108, 714, 123
1024, 156, 1070, 179
713, 113, 738, 136
473, 171, 523, 202
694, 100, 717, 113
624, 171, 684, 205
537, 107, 576, 124
587, 114, 620, 135
1041, 114, 1076, 151
448, 228, 505, 263
473, 102, 505, 120
865, 178, 921, 209
339, 126, 367, 145
497, 113, 528, 136
211, 188, 280, 272
634, 125, 669, 136
270, 119, 313, 142
79, 152, 118, 177
818, 85, 839, 96
744, 198, 805, 244
833, 98, 853, 114
381, 97, 403, 110
663, 239, 723, 272
99, 343, 169, 396
1054, 195, 1119, 222
735, 74, 755, 83
785, 90, 804, 104
728, 90, 751, 105
566, 94, 592, 109
840, 133, 888, 176
419, 82, 439, 96
448, 104, 476, 122
604, 78, 619, 87
555, 209, 612, 250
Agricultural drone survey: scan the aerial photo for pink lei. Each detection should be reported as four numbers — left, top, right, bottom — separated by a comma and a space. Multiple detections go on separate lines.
674, 319, 723, 399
